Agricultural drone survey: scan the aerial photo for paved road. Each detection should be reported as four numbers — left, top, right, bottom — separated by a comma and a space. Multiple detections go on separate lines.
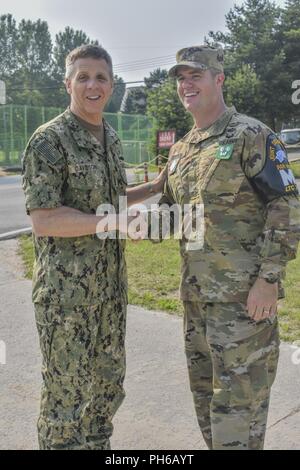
288, 150, 300, 161
0, 176, 31, 234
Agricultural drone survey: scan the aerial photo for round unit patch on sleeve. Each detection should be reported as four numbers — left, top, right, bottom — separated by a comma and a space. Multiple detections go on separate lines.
249, 134, 299, 203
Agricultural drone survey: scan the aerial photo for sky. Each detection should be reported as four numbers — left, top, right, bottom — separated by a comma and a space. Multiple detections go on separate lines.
1, 0, 287, 86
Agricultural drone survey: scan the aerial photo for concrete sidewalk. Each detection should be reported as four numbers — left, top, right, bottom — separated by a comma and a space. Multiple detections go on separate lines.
0, 239, 299, 450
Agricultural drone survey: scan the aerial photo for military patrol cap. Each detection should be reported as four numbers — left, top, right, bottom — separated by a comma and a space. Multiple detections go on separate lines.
168, 44, 224, 77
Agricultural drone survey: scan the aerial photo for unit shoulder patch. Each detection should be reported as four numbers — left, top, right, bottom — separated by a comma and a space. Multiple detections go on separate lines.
249, 134, 299, 202
267, 134, 298, 195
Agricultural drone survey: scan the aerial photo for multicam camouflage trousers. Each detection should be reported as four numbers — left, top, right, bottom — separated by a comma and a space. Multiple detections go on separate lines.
183, 302, 280, 450
34, 296, 127, 450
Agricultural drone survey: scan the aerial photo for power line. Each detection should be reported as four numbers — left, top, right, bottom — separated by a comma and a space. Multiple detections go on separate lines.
114, 54, 174, 66
7, 80, 146, 92
114, 55, 174, 68
115, 61, 174, 73
5, 55, 176, 91
108, 46, 182, 50
2, 56, 175, 89
114, 55, 175, 73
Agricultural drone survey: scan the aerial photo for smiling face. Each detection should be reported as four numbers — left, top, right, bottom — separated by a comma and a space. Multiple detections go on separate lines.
176, 66, 224, 120
65, 57, 114, 124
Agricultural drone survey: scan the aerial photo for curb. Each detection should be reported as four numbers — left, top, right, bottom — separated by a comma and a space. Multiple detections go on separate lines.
0, 227, 32, 241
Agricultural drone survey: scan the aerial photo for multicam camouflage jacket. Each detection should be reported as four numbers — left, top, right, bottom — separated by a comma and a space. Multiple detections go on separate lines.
157, 107, 300, 302
22, 108, 127, 306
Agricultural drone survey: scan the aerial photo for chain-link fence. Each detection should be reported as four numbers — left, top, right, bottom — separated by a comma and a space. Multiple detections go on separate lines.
0, 105, 155, 166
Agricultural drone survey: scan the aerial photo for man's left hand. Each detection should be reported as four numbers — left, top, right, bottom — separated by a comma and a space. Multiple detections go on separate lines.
246, 278, 278, 322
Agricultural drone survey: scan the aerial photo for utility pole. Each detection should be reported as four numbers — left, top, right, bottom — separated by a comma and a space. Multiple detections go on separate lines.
0, 80, 9, 165
0, 80, 5, 105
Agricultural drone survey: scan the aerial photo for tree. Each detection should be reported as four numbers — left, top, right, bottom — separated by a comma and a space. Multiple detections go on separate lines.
0, 14, 19, 78
279, 0, 300, 125
49, 27, 99, 108
13, 19, 54, 106
53, 27, 98, 83
224, 64, 261, 116
144, 68, 168, 90
17, 19, 53, 75
121, 69, 169, 115
208, 0, 287, 129
280, 0, 300, 75
2, 18, 55, 106
106, 75, 125, 113
1, 16, 101, 107
146, 78, 193, 157
122, 86, 147, 114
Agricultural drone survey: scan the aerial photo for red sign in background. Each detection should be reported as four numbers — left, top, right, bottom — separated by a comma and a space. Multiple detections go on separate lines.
157, 130, 176, 149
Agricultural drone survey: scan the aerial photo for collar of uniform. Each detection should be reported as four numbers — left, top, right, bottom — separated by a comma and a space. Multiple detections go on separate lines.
184, 106, 237, 144
103, 119, 120, 148
63, 108, 119, 150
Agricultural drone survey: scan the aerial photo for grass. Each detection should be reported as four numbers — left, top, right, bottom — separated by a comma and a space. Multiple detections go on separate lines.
0, 166, 22, 177
133, 164, 164, 175
290, 161, 300, 178
19, 236, 300, 342
0, 171, 21, 176
135, 164, 161, 171
126, 239, 182, 314
19, 235, 35, 279
277, 252, 300, 344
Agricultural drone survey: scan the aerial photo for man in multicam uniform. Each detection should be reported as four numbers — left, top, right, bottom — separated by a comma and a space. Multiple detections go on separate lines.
156, 45, 300, 450
22, 44, 165, 450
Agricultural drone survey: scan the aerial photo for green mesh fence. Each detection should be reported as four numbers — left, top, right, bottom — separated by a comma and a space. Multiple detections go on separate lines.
0, 105, 155, 166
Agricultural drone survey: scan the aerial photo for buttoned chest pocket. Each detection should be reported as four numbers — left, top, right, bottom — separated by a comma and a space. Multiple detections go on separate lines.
185, 152, 217, 199
202, 159, 245, 204
175, 144, 219, 202
68, 163, 106, 190
168, 165, 185, 203
66, 163, 109, 212
179, 158, 199, 199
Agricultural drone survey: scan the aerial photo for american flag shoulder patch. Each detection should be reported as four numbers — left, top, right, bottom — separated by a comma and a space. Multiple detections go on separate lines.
33, 139, 63, 166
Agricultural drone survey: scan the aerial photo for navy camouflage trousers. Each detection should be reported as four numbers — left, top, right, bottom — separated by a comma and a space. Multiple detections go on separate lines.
34, 295, 127, 450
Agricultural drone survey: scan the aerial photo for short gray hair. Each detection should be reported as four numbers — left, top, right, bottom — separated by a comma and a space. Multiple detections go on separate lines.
65, 44, 113, 80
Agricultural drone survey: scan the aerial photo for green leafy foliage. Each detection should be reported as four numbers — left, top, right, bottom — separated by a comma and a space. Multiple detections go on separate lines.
146, 78, 193, 156
208, 0, 300, 130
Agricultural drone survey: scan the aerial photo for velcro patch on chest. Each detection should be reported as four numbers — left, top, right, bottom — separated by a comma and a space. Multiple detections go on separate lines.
216, 143, 234, 160
32, 139, 63, 166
